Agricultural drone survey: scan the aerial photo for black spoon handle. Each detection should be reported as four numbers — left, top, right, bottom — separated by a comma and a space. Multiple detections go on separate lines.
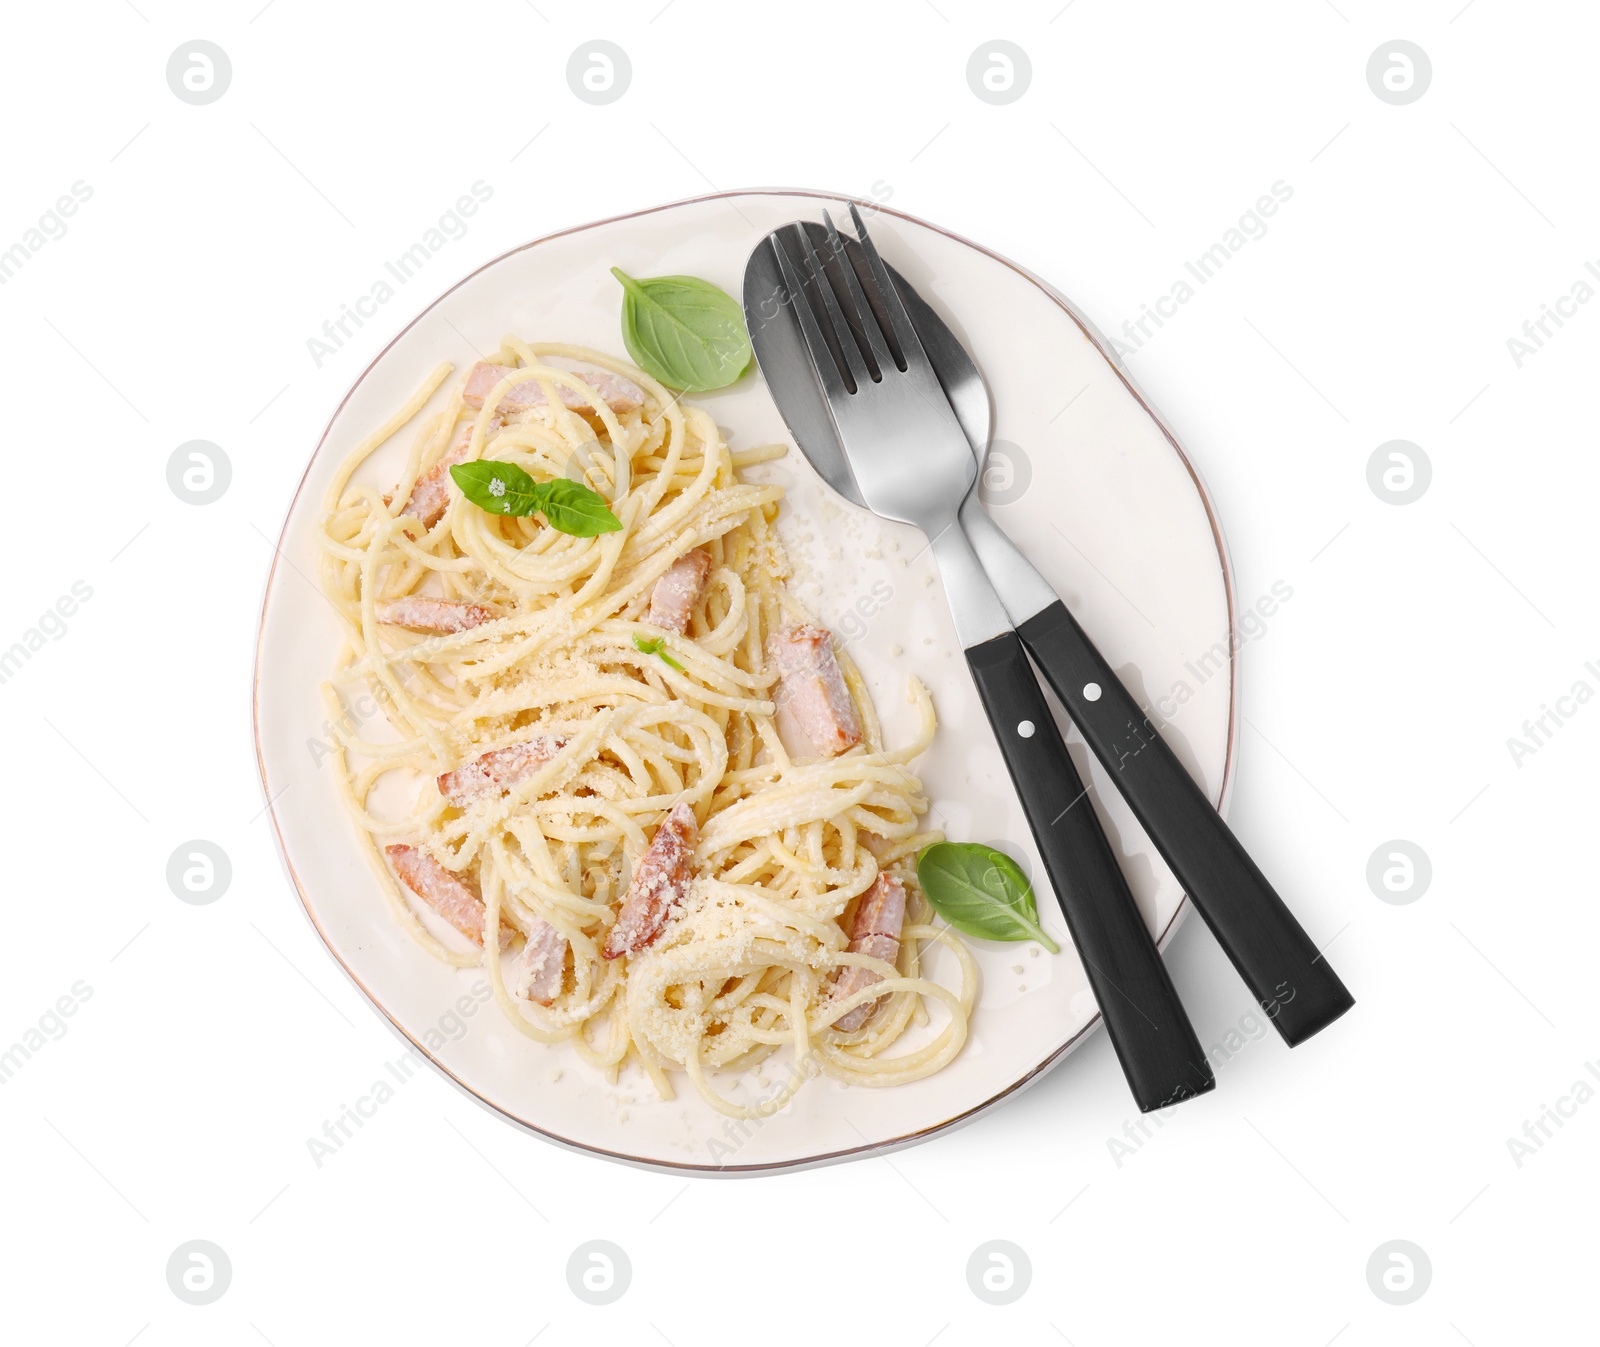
1016, 600, 1354, 1045
965, 630, 1214, 1112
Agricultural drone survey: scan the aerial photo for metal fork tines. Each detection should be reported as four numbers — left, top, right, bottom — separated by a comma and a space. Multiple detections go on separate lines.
770, 208, 982, 540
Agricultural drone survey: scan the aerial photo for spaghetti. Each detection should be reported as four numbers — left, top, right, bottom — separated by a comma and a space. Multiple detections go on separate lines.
316, 340, 975, 1118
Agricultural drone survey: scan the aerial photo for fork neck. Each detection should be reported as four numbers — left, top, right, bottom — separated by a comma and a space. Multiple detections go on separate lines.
924, 512, 1013, 649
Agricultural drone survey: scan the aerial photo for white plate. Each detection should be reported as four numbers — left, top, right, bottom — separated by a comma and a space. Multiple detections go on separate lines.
253, 190, 1240, 1174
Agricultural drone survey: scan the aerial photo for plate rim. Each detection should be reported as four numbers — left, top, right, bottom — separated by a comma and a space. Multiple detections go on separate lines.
251, 186, 1241, 1176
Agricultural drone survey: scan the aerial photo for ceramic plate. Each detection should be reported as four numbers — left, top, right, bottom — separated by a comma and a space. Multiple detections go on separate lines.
253, 189, 1239, 1174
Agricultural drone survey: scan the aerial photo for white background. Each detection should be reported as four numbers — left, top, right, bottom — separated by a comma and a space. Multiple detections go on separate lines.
1, 2, 1595, 1343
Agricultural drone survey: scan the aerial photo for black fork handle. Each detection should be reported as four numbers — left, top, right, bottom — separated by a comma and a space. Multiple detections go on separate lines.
965, 631, 1214, 1112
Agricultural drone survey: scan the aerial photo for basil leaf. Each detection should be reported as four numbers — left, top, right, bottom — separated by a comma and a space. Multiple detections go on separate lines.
632, 633, 685, 672
531, 477, 623, 537
449, 463, 621, 537
611, 268, 752, 392
449, 460, 544, 516
915, 842, 1060, 953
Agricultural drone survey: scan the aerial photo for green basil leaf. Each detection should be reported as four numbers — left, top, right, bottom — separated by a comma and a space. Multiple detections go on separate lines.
915, 842, 1060, 953
631, 633, 685, 672
611, 268, 752, 392
532, 477, 623, 536
450, 464, 621, 536
449, 460, 544, 516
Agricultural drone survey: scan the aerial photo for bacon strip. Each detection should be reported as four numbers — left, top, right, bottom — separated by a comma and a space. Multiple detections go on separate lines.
437, 736, 566, 807
393, 422, 480, 526
647, 549, 712, 635
374, 596, 494, 633
511, 918, 567, 1005
767, 625, 863, 757
462, 362, 645, 419
386, 844, 496, 947
602, 802, 697, 959
830, 874, 907, 1032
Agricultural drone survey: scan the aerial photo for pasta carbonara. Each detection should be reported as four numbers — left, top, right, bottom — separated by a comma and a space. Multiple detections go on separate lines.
316, 339, 975, 1118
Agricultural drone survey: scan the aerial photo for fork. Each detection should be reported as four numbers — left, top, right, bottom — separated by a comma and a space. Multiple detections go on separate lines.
771, 209, 1213, 1112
